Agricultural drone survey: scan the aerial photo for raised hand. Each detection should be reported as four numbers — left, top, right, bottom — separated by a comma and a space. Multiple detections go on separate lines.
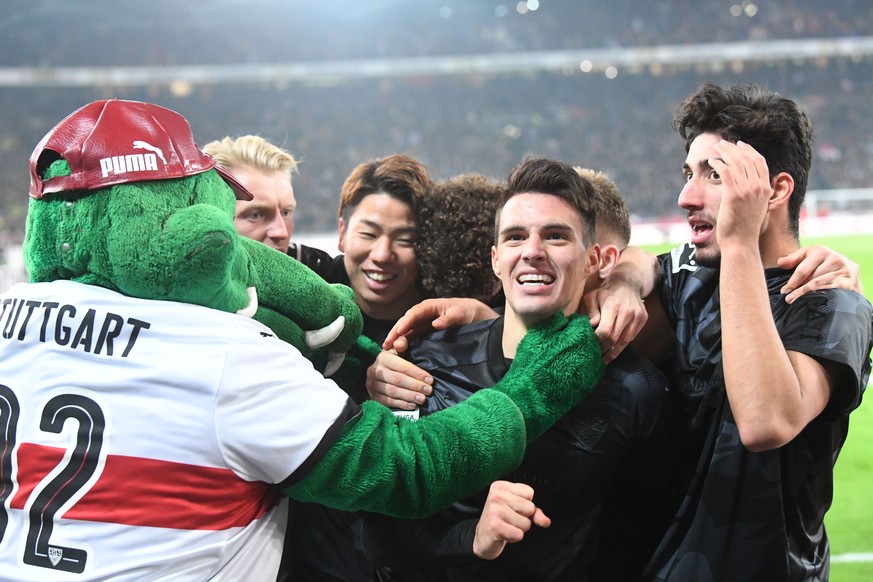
473, 481, 551, 560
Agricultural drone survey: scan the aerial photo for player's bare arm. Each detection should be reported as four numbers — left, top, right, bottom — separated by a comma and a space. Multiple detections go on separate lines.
586, 246, 660, 363
714, 139, 833, 451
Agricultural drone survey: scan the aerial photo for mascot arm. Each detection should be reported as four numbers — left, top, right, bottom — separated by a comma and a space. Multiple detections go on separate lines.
494, 312, 604, 442
285, 313, 604, 518
286, 392, 525, 519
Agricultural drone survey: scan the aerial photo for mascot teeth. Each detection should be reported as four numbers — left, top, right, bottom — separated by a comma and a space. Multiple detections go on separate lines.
236, 287, 259, 318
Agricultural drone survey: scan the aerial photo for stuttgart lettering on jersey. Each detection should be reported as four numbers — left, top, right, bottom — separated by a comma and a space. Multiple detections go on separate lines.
0, 297, 150, 357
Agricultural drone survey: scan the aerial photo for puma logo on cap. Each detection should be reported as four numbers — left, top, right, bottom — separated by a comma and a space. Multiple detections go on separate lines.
99, 141, 167, 178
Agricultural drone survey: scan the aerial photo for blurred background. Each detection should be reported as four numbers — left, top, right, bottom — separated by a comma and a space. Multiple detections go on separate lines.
1, 0, 871, 268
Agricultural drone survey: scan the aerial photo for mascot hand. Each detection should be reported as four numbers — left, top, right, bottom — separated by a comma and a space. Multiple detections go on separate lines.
238, 237, 363, 370
492, 312, 605, 441
149, 203, 248, 311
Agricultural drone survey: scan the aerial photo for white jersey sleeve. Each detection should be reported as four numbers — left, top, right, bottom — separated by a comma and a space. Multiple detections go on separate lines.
215, 334, 355, 485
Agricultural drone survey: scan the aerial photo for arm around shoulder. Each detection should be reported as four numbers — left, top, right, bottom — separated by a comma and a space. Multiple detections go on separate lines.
285, 313, 604, 517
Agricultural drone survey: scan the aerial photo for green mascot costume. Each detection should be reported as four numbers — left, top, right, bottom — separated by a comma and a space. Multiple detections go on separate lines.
0, 99, 604, 579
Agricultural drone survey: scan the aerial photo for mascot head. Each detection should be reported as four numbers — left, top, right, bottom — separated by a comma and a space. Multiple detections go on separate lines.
24, 99, 362, 369
29, 99, 252, 201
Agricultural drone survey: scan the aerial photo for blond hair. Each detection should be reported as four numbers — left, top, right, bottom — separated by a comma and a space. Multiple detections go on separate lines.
203, 135, 298, 180
573, 167, 631, 249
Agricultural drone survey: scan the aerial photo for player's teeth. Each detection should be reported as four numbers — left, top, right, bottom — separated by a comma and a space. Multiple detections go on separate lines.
518, 274, 553, 284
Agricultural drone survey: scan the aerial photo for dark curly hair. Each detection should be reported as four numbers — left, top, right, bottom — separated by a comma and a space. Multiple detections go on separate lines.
672, 83, 814, 237
416, 174, 506, 301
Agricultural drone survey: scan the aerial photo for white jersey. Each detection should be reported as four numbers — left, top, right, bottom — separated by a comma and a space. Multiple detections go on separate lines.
0, 281, 353, 581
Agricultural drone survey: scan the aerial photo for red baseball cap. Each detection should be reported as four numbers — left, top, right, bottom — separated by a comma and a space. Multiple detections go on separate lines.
29, 99, 253, 201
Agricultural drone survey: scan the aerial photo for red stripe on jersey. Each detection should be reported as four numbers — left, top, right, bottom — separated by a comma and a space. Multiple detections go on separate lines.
12, 443, 283, 530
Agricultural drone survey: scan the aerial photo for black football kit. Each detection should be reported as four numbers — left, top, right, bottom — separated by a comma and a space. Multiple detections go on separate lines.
364, 316, 678, 582
644, 243, 873, 582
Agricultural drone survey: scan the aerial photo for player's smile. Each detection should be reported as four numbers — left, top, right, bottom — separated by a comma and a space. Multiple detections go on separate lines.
339, 193, 421, 320
517, 273, 555, 286
364, 270, 396, 284
493, 193, 596, 326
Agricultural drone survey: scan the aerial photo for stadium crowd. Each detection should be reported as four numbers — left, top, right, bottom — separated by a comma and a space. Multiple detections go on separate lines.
4, 0, 873, 66
1, 0, 872, 246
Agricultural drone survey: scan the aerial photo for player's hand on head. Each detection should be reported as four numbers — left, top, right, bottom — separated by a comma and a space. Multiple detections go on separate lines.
778, 245, 863, 303
382, 298, 499, 349
473, 481, 550, 561
366, 341, 432, 410
711, 140, 773, 246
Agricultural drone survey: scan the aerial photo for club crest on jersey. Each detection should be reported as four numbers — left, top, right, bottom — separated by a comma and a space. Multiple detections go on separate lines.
49, 546, 63, 567
672, 243, 700, 273
99, 140, 167, 178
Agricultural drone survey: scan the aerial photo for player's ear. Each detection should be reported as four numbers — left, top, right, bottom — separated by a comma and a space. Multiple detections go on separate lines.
337, 217, 347, 253
770, 172, 794, 211
598, 243, 621, 279
491, 245, 501, 278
